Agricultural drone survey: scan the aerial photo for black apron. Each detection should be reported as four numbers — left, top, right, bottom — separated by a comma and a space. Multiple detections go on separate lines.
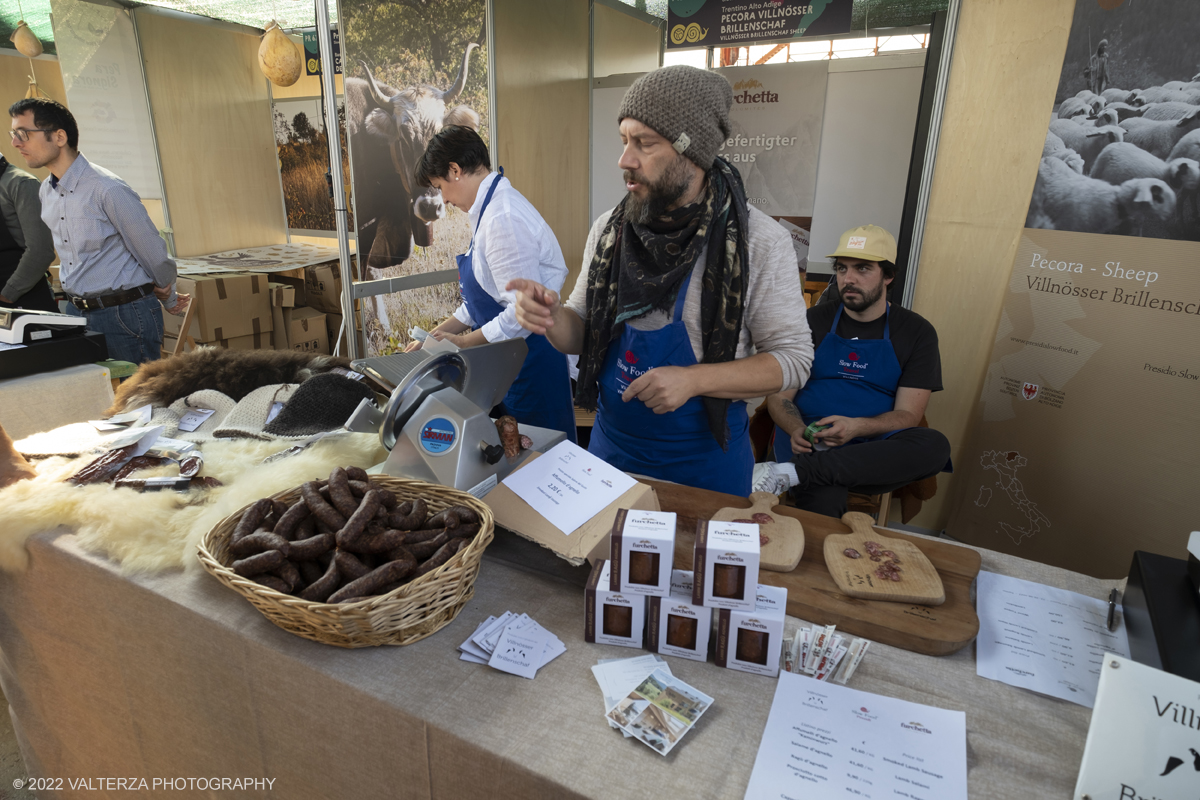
0, 158, 57, 313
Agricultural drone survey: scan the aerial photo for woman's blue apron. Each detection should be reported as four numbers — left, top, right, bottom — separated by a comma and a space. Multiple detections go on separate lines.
589, 269, 752, 496
456, 168, 577, 442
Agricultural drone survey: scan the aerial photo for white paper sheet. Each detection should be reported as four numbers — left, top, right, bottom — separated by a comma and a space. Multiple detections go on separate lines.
488, 625, 550, 679
975, 571, 1130, 708
500, 441, 636, 535
744, 671, 967, 800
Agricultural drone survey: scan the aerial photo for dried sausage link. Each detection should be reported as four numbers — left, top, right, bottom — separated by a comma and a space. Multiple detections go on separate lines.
298, 556, 341, 602
327, 467, 360, 517
232, 498, 272, 544
232, 549, 286, 577
288, 533, 334, 561
230, 531, 291, 559
302, 481, 348, 530
328, 558, 416, 603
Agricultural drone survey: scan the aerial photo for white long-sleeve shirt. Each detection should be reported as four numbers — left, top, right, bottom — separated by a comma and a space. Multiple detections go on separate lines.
452, 171, 568, 343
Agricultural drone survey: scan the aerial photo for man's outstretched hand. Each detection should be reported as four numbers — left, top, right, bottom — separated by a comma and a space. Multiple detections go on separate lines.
507, 278, 560, 335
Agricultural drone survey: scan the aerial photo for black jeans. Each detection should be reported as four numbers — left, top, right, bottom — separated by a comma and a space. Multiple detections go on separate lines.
788, 427, 951, 518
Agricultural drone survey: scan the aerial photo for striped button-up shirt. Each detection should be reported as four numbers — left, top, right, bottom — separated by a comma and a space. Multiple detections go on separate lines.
39, 154, 176, 298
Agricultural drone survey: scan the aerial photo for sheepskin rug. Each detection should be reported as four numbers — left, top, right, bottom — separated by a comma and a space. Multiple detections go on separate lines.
0, 434, 388, 574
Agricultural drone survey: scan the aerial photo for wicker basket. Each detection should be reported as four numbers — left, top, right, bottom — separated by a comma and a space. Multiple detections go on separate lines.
197, 476, 494, 648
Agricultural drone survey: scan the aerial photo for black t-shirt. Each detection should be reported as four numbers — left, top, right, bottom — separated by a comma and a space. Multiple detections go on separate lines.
805, 302, 943, 391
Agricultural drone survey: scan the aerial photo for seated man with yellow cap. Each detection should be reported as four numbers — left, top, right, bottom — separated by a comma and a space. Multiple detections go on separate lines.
766, 224, 950, 518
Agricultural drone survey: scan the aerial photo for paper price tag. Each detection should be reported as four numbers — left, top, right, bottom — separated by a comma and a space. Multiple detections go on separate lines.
266, 402, 285, 424
177, 408, 216, 432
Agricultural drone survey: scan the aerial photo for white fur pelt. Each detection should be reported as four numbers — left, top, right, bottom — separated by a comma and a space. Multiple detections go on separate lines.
0, 434, 388, 574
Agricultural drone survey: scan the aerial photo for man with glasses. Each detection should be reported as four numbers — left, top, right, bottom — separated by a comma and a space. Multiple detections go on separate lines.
0, 147, 56, 313
766, 224, 950, 518
8, 98, 184, 363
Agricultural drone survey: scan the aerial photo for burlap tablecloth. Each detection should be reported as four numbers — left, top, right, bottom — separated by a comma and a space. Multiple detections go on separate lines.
0, 527, 1115, 799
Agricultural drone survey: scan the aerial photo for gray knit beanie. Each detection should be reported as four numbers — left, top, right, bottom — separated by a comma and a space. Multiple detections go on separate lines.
618, 65, 733, 171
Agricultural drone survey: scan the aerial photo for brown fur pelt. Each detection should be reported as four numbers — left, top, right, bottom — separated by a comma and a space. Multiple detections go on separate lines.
107, 347, 352, 415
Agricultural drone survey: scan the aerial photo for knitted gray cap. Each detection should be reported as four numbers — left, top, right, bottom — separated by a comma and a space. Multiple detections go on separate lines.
618, 65, 732, 171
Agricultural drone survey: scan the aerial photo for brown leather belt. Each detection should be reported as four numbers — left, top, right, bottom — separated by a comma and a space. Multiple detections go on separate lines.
69, 283, 155, 312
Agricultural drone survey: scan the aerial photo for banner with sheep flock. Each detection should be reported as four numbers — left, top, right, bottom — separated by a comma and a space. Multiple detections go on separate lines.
337, 0, 488, 354
947, 0, 1200, 578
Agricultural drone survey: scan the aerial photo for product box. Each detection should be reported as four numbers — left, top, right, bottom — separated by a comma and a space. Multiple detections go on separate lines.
212, 331, 276, 351
304, 261, 342, 314
484, 452, 660, 566
163, 272, 272, 341
277, 307, 329, 354
692, 520, 761, 611
609, 509, 676, 597
715, 584, 788, 677
585, 560, 646, 649
647, 570, 712, 662
268, 282, 296, 308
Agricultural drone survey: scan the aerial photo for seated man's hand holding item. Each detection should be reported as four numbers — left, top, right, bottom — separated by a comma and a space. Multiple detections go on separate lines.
766, 225, 951, 519
161, 291, 189, 317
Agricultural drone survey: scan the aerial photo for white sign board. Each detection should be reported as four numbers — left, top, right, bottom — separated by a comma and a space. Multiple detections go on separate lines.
1075, 655, 1200, 800
51, 0, 163, 199
715, 61, 829, 217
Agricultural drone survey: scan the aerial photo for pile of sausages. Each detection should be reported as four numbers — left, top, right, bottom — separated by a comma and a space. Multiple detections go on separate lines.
227, 467, 482, 604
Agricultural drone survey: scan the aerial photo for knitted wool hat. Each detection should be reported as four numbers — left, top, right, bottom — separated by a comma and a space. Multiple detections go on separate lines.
166, 390, 237, 443
213, 384, 299, 441
262, 373, 375, 438
618, 65, 733, 170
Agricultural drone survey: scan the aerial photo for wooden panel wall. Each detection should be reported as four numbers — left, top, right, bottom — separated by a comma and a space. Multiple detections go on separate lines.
495, 0, 590, 289
593, 3, 661, 79
136, 10, 287, 257
906, 0, 1076, 530
0, 53, 65, 181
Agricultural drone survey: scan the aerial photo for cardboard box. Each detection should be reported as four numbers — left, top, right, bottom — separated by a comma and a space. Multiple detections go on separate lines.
212, 331, 276, 351
268, 282, 296, 308
715, 584, 788, 678
585, 560, 646, 649
269, 274, 307, 307
483, 452, 660, 566
647, 570, 712, 663
304, 261, 342, 314
609, 509, 676, 597
282, 306, 329, 354
693, 520, 760, 612
163, 273, 272, 341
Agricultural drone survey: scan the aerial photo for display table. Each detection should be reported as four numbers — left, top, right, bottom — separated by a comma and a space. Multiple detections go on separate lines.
0, 363, 115, 441
0, 488, 1112, 799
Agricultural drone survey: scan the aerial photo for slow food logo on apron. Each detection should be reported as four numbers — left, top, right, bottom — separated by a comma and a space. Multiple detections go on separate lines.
616, 348, 647, 391
837, 350, 869, 378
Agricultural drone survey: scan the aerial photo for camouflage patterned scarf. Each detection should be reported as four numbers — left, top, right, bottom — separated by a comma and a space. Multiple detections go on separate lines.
577, 157, 749, 449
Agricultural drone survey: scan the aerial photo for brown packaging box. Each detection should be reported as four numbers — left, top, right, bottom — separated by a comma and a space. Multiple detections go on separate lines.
268, 282, 296, 308
584, 560, 646, 649
162, 273, 272, 341
483, 452, 660, 566
281, 307, 329, 354
304, 261, 342, 314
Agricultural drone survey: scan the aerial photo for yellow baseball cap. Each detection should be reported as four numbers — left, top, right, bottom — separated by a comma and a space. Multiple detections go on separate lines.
827, 224, 897, 262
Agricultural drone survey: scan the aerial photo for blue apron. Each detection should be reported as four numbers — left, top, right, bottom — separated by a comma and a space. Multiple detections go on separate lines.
774, 303, 906, 463
457, 168, 577, 442
589, 269, 753, 496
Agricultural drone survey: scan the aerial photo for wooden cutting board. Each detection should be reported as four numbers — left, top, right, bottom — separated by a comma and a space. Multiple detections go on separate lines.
823, 512, 945, 606
711, 492, 804, 572
652, 481, 981, 656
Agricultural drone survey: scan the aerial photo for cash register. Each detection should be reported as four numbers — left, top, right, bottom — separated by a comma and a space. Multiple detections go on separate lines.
0, 308, 87, 345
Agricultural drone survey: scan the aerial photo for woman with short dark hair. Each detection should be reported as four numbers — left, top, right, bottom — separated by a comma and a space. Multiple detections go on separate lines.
410, 125, 577, 442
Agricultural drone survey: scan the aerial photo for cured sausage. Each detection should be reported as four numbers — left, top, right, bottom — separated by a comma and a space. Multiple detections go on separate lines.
301, 481, 347, 530
495, 415, 520, 459
327, 467, 360, 517
230, 531, 290, 558
335, 490, 383, 550
327, 558, 416, 603
344, 528, 410, 555
255, 574, 291, 593
288, 533, 334, 561
414, 538, 469, 578
298, 556, 341, 602
273, 499, 309, 541
334, 550, 372, 581
387, 497, 427, 530
273, 560, 301, 592
232, 549, 286, 577
407, 531, 450, 560
232, 498, 273, 544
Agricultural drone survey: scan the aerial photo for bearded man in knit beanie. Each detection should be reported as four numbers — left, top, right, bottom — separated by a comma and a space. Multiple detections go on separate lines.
510, 65, 813, 496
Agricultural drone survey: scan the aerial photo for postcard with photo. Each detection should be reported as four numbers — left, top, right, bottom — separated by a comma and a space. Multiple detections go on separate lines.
604, 668, 714, 756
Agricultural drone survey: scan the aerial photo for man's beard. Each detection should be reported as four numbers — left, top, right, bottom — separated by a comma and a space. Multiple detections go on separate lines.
624, 155, 693, 225
838, 279, 885, 311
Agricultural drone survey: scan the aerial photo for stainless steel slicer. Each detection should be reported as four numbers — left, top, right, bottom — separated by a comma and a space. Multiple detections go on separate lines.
347, 338, 568, 493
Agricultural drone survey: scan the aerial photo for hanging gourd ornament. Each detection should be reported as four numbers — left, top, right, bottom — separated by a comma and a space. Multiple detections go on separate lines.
10, 21, 43, 59
258, 20, 302, 87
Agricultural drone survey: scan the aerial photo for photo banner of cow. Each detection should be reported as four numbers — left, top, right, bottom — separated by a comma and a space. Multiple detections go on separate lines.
338, 0, 489, 354
946, 0, 1200, 578
667, 0, 852, 50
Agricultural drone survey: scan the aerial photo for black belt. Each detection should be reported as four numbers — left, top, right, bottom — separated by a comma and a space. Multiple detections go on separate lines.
69, 283, 155, 311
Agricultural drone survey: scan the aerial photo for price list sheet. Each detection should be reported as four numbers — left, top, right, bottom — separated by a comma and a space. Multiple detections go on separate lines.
975, 571, 1129, 708
744, 671, 967, 800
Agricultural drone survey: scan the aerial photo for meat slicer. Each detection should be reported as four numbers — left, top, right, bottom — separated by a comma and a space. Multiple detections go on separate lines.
347, 338, 568, 494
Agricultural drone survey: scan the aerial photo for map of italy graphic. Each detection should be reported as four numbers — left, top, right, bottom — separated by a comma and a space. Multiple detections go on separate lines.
979, 450, 1051, 545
